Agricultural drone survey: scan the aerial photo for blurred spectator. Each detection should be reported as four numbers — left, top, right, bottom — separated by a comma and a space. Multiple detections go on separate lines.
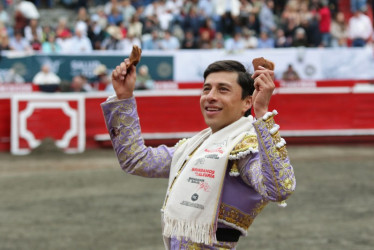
104, 0, 123, 16
282, 64, 300, 81
167, 0, 184, 25
211, 31, 225, 49
242, 28, 258, 49
127, 14, 143, 39
87, 14, 105, 50
259, 0, 276, 34
225, 31, 245, 52
182, 6, 203, 36
246, 13, 260, 36
121, 33, 142, 54
142, 29, 161, 50
159, 30, 180, 50
158, 7, 174, 32
257, 31, 275, 48
30, 33, 42, 51
350, 0, 367, 13
330, 12, 348, 47
142, 1, 158, 19
142, 18, 159, 35
107, 4, 123, 26
347, 7, 373, 47
317, 1, 331, 47
214, 0, 240, 35
292, 27, 308, 47
55, 17, 71, 39
198, 18, 216, 41
121, 0, 136, 26
1, 67, 25, 84
32, 63, 61, 92
75, 7, 89, 36
239, 0, 254, 24
198, 29, 212, 49
24, 18, 43, 43
14, 2, 32, 32
182, 29, 198, 49
96, 7, 109, 30
0, 4, 9, 27
93, 64, 113, 92
135, 65, 154, 90
56, 29, 73, 53
80, 75, 93, 92
0, 33, 11, 50
0, 20, 7, 38
274, 28, 290, 48
69, 28, 93, 53
9, 29, 31, 52
197, 0, 214, 19
69, 75, 87, 92
41, 25, 54, 43
42, 33, 61, 53
101, 25, 124, 50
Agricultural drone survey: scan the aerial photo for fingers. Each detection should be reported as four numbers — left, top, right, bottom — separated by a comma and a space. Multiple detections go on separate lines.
112, 58, 133, 81
252, 66, 274, 80
252, 66, 275, 90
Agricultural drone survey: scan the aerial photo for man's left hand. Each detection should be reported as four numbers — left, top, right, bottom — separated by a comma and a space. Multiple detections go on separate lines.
251, 66, 275, 119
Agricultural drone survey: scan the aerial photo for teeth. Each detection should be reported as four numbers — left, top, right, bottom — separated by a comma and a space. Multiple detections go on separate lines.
207, 108, 219, 111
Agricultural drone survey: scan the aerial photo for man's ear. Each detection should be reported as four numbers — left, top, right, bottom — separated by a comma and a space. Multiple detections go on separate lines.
243, 95, 252, 113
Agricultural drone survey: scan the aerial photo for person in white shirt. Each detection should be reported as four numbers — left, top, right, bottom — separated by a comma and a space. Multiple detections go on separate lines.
68, 28, 93, 53
347, 8, 373, 47
32, 64, 61, 85
159, 30, 180, 50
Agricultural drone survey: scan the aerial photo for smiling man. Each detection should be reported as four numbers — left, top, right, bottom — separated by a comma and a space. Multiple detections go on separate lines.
101, 59, 295, 249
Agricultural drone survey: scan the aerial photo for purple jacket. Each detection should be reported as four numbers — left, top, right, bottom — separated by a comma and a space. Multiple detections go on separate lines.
101, 97, 295, 239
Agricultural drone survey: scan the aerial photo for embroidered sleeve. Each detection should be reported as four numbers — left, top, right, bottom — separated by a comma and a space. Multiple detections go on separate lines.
101, 97, 174, 178
239, 111, 296, 202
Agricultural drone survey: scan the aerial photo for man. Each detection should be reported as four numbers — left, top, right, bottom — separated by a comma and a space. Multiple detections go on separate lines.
347, 7, 373, 47
32, 64, 61, 86
101, 58, 295, 249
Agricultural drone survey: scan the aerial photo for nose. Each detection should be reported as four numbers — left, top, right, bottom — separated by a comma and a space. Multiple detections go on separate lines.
206, 88, 217, 102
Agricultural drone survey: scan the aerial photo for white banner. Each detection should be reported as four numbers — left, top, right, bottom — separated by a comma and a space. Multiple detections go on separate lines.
173, 47, 374, 82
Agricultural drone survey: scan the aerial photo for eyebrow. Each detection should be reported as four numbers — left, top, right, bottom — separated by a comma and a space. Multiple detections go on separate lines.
203, 82, 232, 88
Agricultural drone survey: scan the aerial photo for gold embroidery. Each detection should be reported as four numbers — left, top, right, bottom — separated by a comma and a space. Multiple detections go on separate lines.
278, 145, 288, 160
254, 123, 282, 200
264, 117, 275, 130
253, 118, 295, 199
218, 202, 268, 231
230, 134, 258, 155
271, 131, 282, 144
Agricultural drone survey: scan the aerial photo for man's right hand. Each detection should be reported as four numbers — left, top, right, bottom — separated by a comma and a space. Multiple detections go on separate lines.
112, 58, 136, 100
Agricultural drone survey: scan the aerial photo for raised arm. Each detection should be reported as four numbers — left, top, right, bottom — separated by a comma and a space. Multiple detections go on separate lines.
238, 65, 295, 202
101, 52, 173, 178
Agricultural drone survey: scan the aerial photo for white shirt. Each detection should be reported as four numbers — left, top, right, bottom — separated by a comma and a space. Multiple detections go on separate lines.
348, 13, 373, 40
32, 72, 61, 85
68, 36, 93, 53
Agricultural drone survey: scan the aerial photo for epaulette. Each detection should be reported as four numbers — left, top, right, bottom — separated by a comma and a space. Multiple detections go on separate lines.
228, 134, 258, 177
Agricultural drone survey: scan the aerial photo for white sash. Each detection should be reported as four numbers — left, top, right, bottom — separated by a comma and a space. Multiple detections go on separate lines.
162, 116, 255, 245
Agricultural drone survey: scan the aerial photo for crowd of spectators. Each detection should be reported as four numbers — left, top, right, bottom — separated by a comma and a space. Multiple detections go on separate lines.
0, 0, 373, 55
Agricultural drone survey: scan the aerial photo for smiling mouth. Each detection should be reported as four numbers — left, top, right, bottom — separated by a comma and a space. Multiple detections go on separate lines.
205, 107, 222, 112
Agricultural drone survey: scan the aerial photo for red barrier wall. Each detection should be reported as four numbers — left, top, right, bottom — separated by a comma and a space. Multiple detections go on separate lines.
1, 81, 374, 153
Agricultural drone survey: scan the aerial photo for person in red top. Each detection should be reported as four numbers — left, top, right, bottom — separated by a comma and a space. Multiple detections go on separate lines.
317, 0, 331, 47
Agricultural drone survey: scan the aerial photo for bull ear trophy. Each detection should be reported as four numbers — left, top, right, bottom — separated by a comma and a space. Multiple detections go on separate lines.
252, 57, 275, 70
129, 45, 142, 67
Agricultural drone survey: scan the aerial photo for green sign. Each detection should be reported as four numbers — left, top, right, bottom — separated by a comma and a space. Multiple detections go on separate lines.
0, 53, 173, 82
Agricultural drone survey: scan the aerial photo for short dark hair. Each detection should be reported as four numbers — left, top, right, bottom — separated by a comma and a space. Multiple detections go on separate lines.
203, 60, 254, 116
